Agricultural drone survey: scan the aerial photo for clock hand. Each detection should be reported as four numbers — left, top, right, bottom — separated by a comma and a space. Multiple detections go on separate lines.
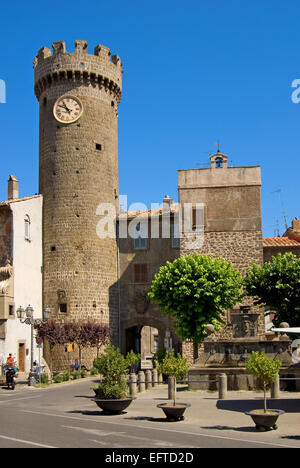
59, 103, 71, 113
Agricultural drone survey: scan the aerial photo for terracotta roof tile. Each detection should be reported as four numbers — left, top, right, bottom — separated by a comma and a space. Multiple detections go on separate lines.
263, 237, 300, 247
119, 204, 179, 219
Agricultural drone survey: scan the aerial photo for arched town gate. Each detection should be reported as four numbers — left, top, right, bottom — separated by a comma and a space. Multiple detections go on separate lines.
121, 317, 181, 356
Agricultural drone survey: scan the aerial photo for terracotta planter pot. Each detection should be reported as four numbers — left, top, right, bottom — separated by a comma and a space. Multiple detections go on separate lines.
245, 409, 285, 431
157, 403, 191, 421
93, 398, 135, 414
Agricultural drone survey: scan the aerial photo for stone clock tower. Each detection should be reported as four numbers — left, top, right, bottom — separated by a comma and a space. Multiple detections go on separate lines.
34, 40, 122, 366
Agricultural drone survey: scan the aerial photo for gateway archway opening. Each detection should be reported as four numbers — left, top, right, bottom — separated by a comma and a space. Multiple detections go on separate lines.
125, 325, 159, 358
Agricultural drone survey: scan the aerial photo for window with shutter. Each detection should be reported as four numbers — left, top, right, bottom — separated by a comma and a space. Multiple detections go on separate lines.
192, 207, 205, 229
134, 264, 148, 283
133, 222, 147, 250
24, 215, 31, 241
171, 223, 180, 248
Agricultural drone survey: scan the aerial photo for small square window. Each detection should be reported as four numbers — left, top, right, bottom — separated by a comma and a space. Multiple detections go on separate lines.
59, 303, 67, 314
96, 143, 102, 151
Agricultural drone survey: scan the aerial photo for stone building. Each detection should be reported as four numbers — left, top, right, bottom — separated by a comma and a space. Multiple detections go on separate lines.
0, 177, 43, 373
118, 200, 181, 356
1, 39, 298, 375
33, 40, 122, 367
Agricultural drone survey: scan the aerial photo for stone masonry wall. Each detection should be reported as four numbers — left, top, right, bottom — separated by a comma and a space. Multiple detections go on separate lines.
34, 41, 122, 369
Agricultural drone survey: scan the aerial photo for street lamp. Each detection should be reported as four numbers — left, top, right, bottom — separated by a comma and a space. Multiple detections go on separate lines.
16, 305, 51, 386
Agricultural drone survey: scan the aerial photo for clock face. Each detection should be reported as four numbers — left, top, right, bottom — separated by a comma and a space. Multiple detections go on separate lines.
53, 95, 83, 124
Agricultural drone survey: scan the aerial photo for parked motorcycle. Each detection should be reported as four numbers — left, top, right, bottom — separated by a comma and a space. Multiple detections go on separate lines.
5, 367, 17, 390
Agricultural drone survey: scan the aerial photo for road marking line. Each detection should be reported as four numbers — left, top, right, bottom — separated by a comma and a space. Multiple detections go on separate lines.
21, 409, 298, 449
0, 396, 40, 404
90, 439, 107, 446
62, 425, 188, 447
0, 434, 56, 448
62, 425, 117, 437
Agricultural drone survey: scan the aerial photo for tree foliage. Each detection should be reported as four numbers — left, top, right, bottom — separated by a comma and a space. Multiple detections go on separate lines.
35, 319, 112, 370
35, 320, 64, 347
157, 351, 189, 406
93, 345, 129, 400
125, 350, 141, 370
246, 351, 281, 413
148, 254, 244, 343
35, 320, 65, 375
93, 345, 128, 379
244, 253, 300, 327
157, 351, 189, 381
89, 322, 111, 358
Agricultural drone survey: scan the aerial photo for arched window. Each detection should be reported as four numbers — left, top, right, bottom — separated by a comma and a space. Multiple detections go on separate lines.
215, 157, 223, 168
24, 215, 31, 241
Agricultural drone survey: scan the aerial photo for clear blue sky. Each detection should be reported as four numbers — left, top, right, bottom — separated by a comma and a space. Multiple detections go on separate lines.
0, 0, 299, 236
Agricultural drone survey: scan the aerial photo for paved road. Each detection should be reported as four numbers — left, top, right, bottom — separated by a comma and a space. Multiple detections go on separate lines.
0, 379, 299, 449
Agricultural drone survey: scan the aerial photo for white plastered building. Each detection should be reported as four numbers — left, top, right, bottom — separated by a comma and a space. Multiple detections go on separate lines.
0, 176, 43, 373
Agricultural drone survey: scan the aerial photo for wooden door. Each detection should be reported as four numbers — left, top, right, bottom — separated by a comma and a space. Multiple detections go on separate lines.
18, 343, 25, 372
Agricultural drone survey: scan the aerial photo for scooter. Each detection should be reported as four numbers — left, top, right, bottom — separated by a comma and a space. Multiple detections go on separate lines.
5, 367, 17, 390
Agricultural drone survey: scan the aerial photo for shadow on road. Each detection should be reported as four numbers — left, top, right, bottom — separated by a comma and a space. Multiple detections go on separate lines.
217, 399, 300, 414
74, 395, 94, 399
125, 416, 171, 423
68, 409, 129, 416
200, 425, 257, 433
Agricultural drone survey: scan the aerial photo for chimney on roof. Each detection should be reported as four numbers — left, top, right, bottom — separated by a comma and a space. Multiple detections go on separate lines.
7, 175, 19, 200
292, 217, 300, 233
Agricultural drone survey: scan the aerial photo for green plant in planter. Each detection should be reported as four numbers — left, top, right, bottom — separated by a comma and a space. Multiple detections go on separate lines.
80, 369, 87, 379
40, 373, 49, 385
92, 345, 129, 400
158, 351, 189, 406
93, 376, 128, 400
90, 366, 99, 376
246, 351, 281, 413
71, 370, 80, 380
125, 350, 141, 373
62, 370, 70, 382
53, 374, 64, 384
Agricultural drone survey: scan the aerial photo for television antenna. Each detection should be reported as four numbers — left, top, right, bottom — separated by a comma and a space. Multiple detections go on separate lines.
273, 189, 288, 230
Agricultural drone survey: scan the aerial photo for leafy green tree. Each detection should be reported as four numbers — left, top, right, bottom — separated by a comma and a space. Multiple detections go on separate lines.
35, 320, 65, 377
246, 351, 281, 413
244, 253, 300, 327
158, 351, 189, 406
148, 254, 244, 343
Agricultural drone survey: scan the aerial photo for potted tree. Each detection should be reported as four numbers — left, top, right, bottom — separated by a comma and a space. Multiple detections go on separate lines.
126, 350, 141, 374
91, 345, 135, 414
156, 351, 190, 421
245, 351, 284, 431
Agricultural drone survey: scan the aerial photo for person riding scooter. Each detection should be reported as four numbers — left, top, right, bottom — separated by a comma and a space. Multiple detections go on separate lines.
5, 354, 18, 390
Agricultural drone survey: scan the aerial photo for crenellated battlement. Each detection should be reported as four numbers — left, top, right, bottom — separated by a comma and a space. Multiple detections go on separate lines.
34, 40, 123, 103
